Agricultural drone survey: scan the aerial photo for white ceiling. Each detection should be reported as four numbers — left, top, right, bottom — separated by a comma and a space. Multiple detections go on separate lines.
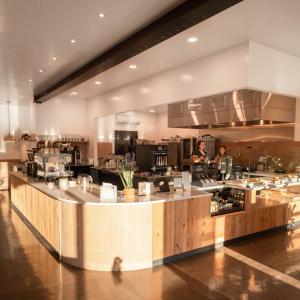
0, 0, 183, 103
2, 0, 300, 105
61, 0, 300, 100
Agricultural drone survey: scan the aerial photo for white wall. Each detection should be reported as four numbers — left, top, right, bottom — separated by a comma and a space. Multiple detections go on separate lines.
18, 101, 36, 135
0, 102, 21, 159
247, 42, 300, 141
248, 41, 300, 97
96, 112, 199, 143
96, 112, 160, 154
88, 43, 250, 158
35, 96, 88, 136
88, 43, 249, 119
0, 102, 19, 137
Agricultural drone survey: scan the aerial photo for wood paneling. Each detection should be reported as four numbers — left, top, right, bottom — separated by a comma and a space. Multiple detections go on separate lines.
97, 142, 113, 158
217, 141, 300, 170
60, 202, 153, 271
11, 174, 153, 271
152, 196, 211, 260
11, 175, 60, 252
287, 201, 300, 223
152, 188, 298, 261
11, 173, 300, 272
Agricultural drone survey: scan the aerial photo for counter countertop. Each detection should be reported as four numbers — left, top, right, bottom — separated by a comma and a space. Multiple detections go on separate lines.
11, 172, 210, 206
67, 163, 93, 167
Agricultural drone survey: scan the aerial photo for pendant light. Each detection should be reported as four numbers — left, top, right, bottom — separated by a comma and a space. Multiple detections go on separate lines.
4, 101, 16, 142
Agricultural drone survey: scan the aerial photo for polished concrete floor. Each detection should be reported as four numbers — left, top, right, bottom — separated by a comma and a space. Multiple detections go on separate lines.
1, 191, 300, 300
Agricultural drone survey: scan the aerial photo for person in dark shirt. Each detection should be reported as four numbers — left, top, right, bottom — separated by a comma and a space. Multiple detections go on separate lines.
125, 145, 135, 164
191, 140, 209, 164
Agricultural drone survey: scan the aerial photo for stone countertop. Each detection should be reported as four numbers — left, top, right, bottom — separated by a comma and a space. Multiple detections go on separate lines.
67, 163, 93, 167
11, 172, 211, 206
134, 173, 182, 179
91, 167, 121, 175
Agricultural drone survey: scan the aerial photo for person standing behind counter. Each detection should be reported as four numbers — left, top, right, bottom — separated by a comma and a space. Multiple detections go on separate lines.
212, 146, 232, 180
125, 145, 135, 164
191, 140, 210, 164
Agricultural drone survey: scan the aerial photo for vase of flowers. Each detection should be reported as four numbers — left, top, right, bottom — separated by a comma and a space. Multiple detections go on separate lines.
119, 161, 135, 200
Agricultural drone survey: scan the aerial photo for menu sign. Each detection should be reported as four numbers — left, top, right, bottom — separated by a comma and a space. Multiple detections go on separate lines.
181, 171, 191, 190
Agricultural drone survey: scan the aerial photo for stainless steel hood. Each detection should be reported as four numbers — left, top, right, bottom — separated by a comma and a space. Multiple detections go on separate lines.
168, 89, 296, 129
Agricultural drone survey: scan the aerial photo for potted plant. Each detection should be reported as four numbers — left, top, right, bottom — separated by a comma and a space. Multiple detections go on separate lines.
119, 161, 135, 200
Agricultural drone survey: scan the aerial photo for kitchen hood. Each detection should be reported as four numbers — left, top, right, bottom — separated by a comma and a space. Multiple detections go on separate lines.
168, 89, 296, 129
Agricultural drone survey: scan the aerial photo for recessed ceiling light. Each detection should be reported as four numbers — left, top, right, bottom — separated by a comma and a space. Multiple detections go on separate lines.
182, 74, 192, 81
95, 81, 102, 85
28, 79, 32, 82
111, 96, 121, 101
98, 13, 104, 18
70, 39, 76, 44
141, 87, 150, 93
52, 57, 57, 61
39, 69, 43, 73
149, 109, 155, 113
129, 64, 137, 69
187, 37, 198, 43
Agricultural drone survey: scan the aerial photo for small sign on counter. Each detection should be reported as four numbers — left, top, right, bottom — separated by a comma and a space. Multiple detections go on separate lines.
173, 177, 183, 190
138, 182, 153, 196
100, 183, 117, 202
181, 171, 191, 190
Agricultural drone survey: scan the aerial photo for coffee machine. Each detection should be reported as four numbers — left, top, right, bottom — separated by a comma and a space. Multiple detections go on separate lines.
34, 148, 73, 178
136, 144, 168, 173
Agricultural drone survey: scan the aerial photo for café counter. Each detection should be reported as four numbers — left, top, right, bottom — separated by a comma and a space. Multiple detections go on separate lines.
10, 172, 300, 272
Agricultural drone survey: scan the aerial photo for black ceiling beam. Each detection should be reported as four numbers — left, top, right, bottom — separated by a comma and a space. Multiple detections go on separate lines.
34, 0, 244, 103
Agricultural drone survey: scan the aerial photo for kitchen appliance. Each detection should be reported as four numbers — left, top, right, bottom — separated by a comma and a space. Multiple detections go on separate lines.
167, 142, 181, 167
114, 130, 138, 156
26, 161, 38, 178
77, 173, 93, 187
181, 138, 194, 164
151, 144, 168, 172
34, 148, 73, 178
168, 89, 296, 129
136, 144, 168, 172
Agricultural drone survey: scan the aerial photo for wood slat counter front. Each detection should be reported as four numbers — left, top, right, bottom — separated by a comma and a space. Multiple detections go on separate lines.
10, 172, 300, 271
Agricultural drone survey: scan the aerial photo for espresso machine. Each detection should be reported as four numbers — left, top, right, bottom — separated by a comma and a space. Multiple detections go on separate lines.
34, 148, 73, 179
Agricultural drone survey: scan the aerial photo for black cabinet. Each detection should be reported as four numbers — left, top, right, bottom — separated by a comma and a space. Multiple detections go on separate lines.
68, 164, 92, 178
90, 168, 123, 190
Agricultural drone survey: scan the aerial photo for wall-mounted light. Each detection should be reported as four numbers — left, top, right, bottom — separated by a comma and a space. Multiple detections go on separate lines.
4, 101, 16, 142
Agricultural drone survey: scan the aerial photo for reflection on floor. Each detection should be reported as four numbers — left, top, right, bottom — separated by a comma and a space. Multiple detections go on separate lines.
0, 191, 300, 300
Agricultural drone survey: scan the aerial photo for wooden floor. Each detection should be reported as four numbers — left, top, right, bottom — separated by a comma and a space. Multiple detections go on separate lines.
0, 190, 300, 300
